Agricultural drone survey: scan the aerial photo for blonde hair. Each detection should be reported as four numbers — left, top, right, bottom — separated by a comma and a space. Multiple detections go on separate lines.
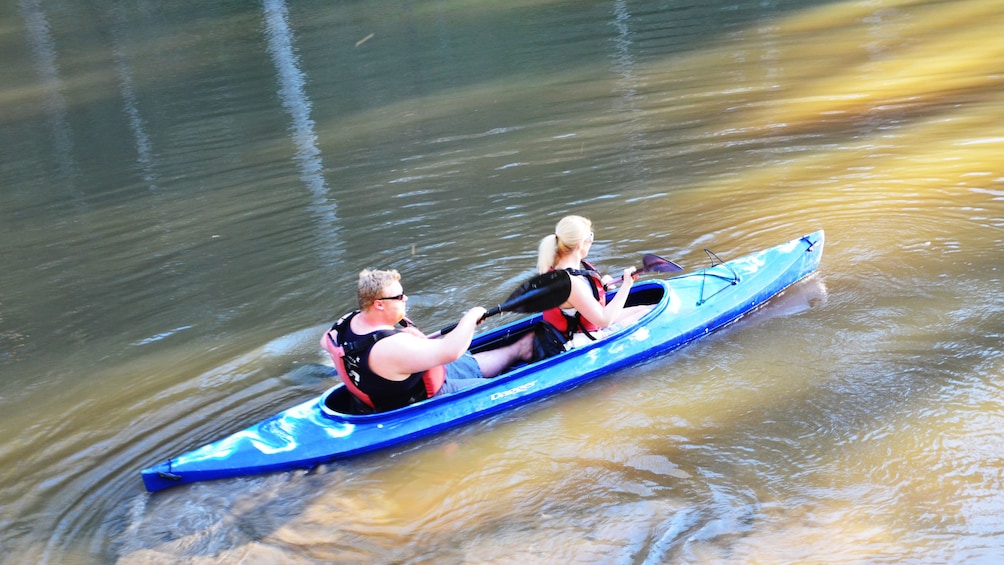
537, 215, 593, 273
357, 268, 401, 311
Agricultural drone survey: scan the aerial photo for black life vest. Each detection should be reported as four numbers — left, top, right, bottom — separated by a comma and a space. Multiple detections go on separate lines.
321, 311, 446, 412
541, 260, 606, 340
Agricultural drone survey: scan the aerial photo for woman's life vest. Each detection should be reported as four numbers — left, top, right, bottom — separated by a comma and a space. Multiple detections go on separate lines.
541, 260, 607, 340
321, 311, 446, 412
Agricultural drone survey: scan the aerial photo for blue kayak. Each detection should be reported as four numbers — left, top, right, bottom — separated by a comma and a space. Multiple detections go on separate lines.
141, 230, 824, 492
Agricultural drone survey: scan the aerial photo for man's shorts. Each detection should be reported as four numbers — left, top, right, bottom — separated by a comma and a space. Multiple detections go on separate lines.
436, 353, 488, 395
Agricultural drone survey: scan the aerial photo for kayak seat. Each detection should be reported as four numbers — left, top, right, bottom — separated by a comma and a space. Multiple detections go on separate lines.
323, 386, 374, 415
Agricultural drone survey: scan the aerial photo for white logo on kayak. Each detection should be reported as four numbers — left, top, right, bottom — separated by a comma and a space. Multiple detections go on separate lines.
491, 381, 537, 401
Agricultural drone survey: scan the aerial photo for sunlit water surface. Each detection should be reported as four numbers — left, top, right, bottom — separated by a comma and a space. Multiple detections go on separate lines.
1, 0, 1002, 562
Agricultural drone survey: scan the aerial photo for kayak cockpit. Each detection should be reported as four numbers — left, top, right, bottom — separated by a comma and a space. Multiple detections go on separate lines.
322, 386, 376, 416
615, 282, 666, 311
320, 281, 669, 418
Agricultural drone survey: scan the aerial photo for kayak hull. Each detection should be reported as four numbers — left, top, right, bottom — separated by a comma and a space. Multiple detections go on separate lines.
141, 230, 824, 492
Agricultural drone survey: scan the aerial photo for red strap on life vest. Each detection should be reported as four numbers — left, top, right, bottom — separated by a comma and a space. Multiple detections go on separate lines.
423, 365, 446, 397
542, 265, 606, 336
321, 331, 376, 409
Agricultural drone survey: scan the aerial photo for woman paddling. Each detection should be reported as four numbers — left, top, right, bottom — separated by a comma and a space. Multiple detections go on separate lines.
536, 215, 646, 351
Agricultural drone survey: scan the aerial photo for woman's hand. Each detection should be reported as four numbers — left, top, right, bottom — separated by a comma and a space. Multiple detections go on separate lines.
622, 266, 638, 282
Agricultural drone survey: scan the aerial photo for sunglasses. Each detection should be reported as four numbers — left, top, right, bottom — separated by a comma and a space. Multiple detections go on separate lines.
378, 293, 406, 301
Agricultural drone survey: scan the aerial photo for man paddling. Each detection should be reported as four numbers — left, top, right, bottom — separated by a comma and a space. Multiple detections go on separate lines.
322, 269, 533, 412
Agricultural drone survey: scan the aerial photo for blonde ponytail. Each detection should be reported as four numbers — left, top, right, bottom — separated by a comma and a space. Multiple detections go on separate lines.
537, 234, 558, 273
537, 215, 593, 273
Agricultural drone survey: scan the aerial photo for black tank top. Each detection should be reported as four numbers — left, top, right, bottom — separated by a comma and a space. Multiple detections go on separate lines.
335, 312, 430, 411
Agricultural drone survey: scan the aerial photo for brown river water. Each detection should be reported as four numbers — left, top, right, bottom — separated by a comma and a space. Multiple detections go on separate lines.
2, 0, 1002, 562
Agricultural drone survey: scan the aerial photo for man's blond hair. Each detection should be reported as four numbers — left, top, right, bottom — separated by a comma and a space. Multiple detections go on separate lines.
357, 268, 401, 311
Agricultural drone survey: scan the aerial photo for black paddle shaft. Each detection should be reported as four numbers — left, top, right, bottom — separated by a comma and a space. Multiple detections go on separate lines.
434, 270, 571, 337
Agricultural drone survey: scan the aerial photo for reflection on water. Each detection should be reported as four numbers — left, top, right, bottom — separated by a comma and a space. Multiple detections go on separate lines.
261, 0, 341, 267
17, 0, 78, 183
1, 0, 1002, 562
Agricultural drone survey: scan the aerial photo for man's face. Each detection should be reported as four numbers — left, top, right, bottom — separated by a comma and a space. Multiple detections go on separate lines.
376, 282, 408, 319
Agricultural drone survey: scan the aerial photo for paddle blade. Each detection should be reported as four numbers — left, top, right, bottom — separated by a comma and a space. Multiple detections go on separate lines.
641, 253, 683, 273
498, 270, 571, 314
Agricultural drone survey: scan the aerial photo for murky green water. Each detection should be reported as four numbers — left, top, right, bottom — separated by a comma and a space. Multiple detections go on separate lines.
2, 0, 1002, 562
